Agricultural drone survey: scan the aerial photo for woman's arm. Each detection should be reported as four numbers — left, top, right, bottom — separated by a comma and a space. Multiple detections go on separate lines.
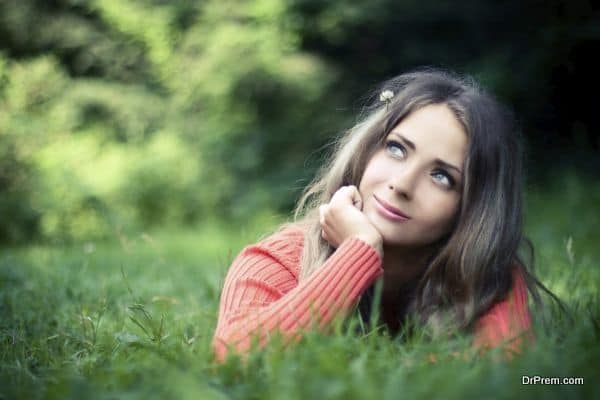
212, 233, 382, 362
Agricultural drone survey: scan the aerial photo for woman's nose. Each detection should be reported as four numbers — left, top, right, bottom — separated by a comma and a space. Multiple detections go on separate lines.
387, 163, 419, 200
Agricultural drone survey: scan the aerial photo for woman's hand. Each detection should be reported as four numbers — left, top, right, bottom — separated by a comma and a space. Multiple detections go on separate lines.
319, 186, 383, 256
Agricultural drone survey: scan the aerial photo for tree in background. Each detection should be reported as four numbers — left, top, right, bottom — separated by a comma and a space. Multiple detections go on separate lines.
0, 0, 597, 243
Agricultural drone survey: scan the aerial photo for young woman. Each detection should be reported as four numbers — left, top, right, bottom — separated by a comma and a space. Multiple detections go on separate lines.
212, 68, 545, 363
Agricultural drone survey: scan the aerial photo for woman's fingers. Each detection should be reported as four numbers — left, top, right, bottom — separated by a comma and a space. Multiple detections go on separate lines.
319, 204, 327, 224
320, 185, 369, 248
330, 185, 352, 206
319, 205, 332, 245
330, 185, 363, 209
348, 186, 363, 210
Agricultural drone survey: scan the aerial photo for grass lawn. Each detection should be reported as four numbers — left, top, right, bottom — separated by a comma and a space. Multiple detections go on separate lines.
1, 172, 599, 399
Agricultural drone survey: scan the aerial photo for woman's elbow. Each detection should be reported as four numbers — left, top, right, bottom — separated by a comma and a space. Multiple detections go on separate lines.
212, 334, 231, 363
211, 329, 256, 363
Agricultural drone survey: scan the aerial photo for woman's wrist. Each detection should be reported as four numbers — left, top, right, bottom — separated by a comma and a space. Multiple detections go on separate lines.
353, 234, 383, 257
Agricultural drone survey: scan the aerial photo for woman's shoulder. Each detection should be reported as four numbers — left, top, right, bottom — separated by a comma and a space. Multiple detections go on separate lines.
480, 265, 531, 321
241, 223, 306, 278
473, 264, 533, 351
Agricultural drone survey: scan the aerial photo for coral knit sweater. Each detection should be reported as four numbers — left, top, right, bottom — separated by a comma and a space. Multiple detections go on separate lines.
212, 226, 532, 362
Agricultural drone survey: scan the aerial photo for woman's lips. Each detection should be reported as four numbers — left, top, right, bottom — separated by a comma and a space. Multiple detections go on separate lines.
373, 195, 410, 222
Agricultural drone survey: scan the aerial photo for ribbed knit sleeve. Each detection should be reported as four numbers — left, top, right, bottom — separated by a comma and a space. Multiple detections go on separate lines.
212, 229, 383, 362
473, 268, 534, 355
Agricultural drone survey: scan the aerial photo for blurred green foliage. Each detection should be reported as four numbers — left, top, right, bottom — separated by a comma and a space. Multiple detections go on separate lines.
0, 0, 339, 243
0, 0, 597, 243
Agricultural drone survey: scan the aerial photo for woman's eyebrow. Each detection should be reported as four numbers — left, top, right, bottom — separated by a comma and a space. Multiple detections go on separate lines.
435, 159, 463, 175
390, 131, 463, 174
390, 131, 416, 151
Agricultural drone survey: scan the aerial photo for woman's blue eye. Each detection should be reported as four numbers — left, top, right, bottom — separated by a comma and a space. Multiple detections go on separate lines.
432, 171, 455, 188
385, 141, 406, 158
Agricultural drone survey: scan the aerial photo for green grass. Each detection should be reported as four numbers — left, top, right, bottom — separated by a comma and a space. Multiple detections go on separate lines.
1, 172, 599, 400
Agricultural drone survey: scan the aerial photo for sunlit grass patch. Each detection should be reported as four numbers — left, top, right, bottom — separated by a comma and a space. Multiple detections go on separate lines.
1, 179, 599, 399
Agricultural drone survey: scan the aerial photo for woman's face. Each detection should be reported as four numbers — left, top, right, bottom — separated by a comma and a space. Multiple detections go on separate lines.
358, 103, 468, 249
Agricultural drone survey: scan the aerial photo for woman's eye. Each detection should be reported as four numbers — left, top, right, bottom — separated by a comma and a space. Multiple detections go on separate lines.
432, 171, 455, 188
385, 141, 406, 158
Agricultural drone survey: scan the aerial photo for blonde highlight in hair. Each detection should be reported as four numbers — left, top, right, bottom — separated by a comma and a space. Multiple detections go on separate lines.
293, 108, 387, 280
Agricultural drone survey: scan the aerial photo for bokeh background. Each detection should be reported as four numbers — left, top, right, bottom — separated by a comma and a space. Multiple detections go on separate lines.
1, 2, 599, 399
1, 0, 598, 244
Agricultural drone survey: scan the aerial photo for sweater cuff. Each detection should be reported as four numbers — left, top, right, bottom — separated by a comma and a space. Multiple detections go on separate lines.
345, 237, 383, 266
336, 237, 383, 275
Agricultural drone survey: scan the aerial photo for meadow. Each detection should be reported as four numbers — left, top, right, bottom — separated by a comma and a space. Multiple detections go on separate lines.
1, 170, 598, 400
1, 2, 598, 398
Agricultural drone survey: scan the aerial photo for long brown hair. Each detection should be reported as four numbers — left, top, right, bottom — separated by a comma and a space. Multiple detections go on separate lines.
290, 68, 550, 335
